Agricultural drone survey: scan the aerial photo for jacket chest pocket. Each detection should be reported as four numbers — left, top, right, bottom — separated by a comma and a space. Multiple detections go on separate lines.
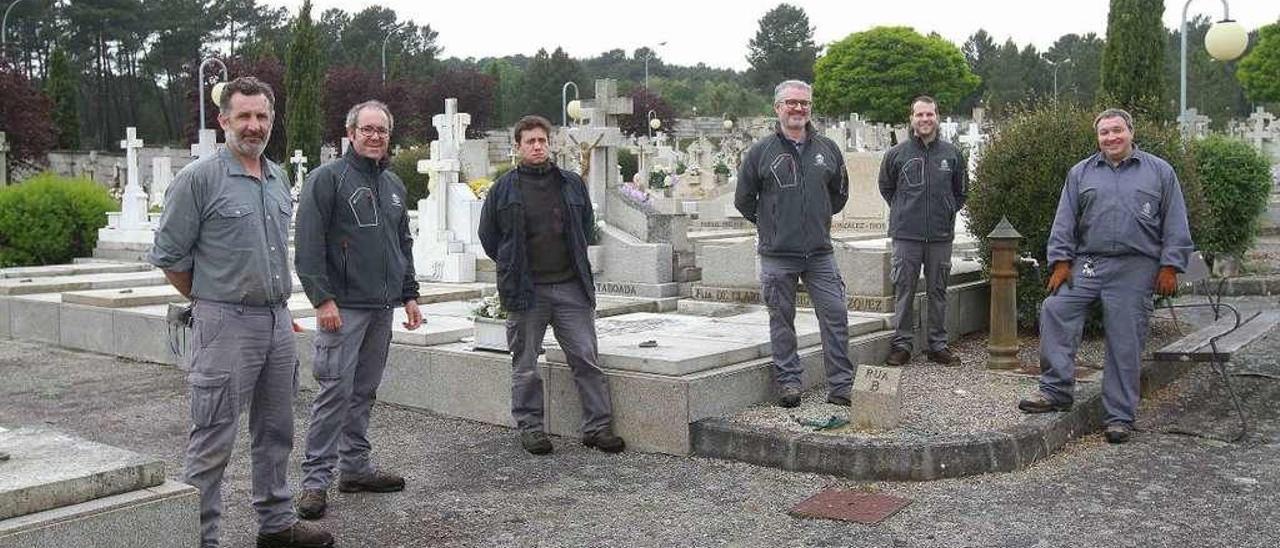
208, 203, 258, 249
348, 187, 379, 227
1130, 187, 1162, 225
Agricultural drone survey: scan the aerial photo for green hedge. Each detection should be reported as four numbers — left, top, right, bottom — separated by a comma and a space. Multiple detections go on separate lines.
965, 102, 1204, 331
389, 146, 431, 207
1192, 135, 1273, 263
0, 173, 117, 267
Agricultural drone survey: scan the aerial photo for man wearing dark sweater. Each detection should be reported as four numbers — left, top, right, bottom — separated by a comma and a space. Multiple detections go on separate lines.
478, 115, 625, 456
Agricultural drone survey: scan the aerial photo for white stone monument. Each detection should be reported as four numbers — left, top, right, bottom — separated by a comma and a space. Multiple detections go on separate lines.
290, 149, 309, 183
940, 117, 959, 142
566, 79, 633, 221
98, 127, 155, 245
413, 98, 483, 283
1248, 106, 1275, 151
190, 128, 220, 158
150, 156, 172, 208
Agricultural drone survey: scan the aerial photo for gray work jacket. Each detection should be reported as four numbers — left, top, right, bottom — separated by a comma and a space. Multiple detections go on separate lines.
147, 148, 294, 306
1046, 148, 1194, 271
878, 134, 968, 242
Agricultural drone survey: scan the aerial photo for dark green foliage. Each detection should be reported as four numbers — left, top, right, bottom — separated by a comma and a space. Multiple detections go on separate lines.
0, 173, 116, 267
523, 48, 583, 124
1192, 135, 1273, 262
619, 88, 675, 138
617, 148, 637, 183
46, 47, 81, 150
285, 0, 325, 182
1100, 0, 1168, 119
813, 27, 979, 123
389, 145, 430, 207
965, 102, 1202, 330
746, 3, 818, 91
1237, 20, 1280, 104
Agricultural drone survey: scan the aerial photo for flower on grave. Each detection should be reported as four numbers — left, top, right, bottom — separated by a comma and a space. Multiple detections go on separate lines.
472, 294, 507, 319
648, 165, 671, 188
621, 181, 652, 204
686, 165, 701, 177
467, 178, 493, 200
713, 153, 731, 176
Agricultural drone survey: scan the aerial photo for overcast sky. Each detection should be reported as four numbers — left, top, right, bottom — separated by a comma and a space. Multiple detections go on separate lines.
264, 0, 1278, 71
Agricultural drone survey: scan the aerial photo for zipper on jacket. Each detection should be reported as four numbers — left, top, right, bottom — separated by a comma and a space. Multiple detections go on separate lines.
921, 142, 931, 243
341, 238, 350, 292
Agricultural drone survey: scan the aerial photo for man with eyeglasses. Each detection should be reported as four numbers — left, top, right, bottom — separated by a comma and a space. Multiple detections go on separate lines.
878, 95, 968, 367
293, 100, 422, 519
735, 80, 854, 408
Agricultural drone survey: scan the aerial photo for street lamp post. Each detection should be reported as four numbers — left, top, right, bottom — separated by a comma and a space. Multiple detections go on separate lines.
647, 110, 659, 139
381, 24, 405, 85
562, 81, 580, 127
1, 0, 26, 57
642, 42, 667, 90
198, 57, 229, 130
1045, 57, 1070, 100
1179, 0, 1248, 127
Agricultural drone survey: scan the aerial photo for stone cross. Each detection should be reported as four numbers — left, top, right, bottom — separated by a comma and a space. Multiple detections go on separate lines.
290, 149, 309, 182
1248, 106, 1275, 150
0, 131, 8, 187
150, 156, 172, 209
940, 117, 959, 142
959, 123, 986, 174
190, 128, 219, 158
581, 79, 633, 129
118, 127, 149, 229
413, 97, 478, 282
971, 107, 986, 128
1181, 108, 1212, 139
566, 79, 632, 222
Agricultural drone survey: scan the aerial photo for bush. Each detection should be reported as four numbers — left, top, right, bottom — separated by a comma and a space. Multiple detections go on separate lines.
1192, 135, 1273, 264
965, 102, 1203, 331
390, 145, 431, 207
0, 173, 117, 267
617, 148, 637, 183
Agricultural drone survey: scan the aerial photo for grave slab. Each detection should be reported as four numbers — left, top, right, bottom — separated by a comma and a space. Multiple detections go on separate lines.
9, 294, 61, 344
59, 304, 116, 355
0, 479, 198, 548
550, 331, 759, 376
62, 285, 188, 308
0, 262, 150, 280
0, 271, 166, 296
544, 365, 689, 453
111, 306, 177, 366
0, 426, 165, 520
293, 312, 473, 347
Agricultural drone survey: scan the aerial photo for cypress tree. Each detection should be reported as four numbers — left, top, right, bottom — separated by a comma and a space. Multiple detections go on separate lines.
285, 0, 324, 181
1100, 0, 1168, 119
46, 47, 80, 150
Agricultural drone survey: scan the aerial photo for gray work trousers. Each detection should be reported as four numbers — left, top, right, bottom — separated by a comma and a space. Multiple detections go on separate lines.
759, 253, 854, 397
1038, 254, 1159, 425
506, 281, 613, 435
185, 300, 298, 548
890, 239, 954, 353
301, 307, 392, 490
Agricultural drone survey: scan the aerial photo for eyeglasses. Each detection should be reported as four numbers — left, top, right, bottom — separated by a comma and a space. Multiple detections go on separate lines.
356, 125, 390, 137
778, 99, 812, 110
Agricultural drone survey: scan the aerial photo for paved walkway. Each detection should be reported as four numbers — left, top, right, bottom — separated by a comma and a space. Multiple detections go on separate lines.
1, 296, 1278, 547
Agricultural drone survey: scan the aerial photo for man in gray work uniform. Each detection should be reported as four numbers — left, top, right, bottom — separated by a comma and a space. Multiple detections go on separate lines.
148, 77, 333, 548
478, 115, 625, 455
293, 100, 422, 519
1018, 108, 1193, 444
735, 79, 854, 408
878, 95, 968, 367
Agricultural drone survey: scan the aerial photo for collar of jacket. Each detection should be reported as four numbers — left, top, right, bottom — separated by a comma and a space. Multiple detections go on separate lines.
772, 121, 817, 144
344, 147, 390, 175
910, 131, 940, 149
516, 160, 558, 178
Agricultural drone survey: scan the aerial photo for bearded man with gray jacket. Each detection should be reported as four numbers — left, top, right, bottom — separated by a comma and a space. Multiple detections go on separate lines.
878, 95, 968, 367
735, 80, 854, 408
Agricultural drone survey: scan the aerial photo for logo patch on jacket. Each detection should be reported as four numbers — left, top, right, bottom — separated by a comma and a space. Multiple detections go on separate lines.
1140, 201, 1153, 219
939, 159, 952, 172
391, 193, 402, 208
814, 153, 826, 167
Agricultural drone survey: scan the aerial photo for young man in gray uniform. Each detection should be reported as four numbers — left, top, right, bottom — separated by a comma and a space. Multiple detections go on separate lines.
735, 80, 854, 408
293, 100, 422, 519
1018, 108, 1193, 444
878, 96, 968, 367
149, 77, 333, 548
478, 115, 625, 455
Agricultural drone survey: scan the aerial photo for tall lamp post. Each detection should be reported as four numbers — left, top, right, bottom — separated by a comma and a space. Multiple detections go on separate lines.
198, 57, 229, 130
1179, 0, 1248, 128
1045, 57, 1070, 100
1, 0, 25, 57
562, 81, 580, 127
381, 24, 405, 85
642, 42, 667, 90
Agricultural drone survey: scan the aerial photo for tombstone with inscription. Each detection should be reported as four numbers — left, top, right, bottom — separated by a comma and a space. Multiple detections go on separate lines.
150, 156, 173, 208
848, 364, 902, 431
413, 98, 483, 283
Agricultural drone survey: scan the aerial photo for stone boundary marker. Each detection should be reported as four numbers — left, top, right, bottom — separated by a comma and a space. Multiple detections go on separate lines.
690, 359, 1196, 481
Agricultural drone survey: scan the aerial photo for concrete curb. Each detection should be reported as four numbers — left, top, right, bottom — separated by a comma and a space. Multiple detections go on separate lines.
691, 359, 1197, 481
1186, 275, 1280, 297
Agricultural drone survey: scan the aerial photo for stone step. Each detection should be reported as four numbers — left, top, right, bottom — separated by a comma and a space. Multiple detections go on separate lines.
0, 271, 167, 296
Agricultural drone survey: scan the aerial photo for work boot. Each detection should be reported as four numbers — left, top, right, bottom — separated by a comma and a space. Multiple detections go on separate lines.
1104, 423, 1133, 444
520, 431, 553, 455
886, 348, 911, 366
1017, 393, 1073, 413
926, 348, 961, 366
778, 385, 801, 408
826, 393, 851, 407
582, 427, 626, 453
295, 489, 327, 520
256, 520, 334, 548
338, 470, 405, 493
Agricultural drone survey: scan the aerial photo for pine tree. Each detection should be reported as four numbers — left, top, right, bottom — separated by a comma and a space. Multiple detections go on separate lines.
1100, 0, 1168, 119
285, 0, 324, 180
46, 47, 80, 150
746, 3, 818, 92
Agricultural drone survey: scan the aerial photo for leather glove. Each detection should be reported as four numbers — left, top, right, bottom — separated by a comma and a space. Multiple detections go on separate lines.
1155, 266, 1178, 297
1046, 261, 1072, 294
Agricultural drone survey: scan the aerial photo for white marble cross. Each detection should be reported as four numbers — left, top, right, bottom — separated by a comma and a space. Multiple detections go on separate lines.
582, 79, 632, 129
940, 117, 959, 142
1180, 108, 1212, 139
190, 128, 219, 158
118, 127, 149, 229
290, 149, 309, 182
0, 131, 8, 186
1248, 106, 1275, 149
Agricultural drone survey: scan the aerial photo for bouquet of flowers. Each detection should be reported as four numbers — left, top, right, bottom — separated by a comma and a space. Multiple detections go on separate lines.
648, 165, 672, 189
621, 181, 652, 204
472, 294, 507, 319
